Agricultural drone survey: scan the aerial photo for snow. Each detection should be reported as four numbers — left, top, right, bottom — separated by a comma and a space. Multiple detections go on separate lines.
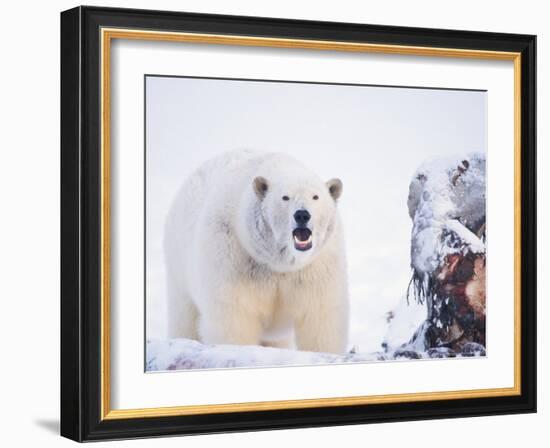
146, 338, 385, 371
146, 336, 485, 372
382, 296, 427, 352
443, 219, 485, 254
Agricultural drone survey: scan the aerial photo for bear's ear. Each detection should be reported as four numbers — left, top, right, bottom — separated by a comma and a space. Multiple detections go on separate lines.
326, 178, 343, 201
253, 176, 269, 199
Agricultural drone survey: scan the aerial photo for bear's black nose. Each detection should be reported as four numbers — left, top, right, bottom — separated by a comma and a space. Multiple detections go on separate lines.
294, 209, 311, 225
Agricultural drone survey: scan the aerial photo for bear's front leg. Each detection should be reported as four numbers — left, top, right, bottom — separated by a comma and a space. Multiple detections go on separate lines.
291, 277, 349, 355
294, 304, 349, 354
196, 285, 264, 347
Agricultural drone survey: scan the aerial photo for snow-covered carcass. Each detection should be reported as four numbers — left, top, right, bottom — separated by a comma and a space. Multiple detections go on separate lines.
403, 153, 486, 356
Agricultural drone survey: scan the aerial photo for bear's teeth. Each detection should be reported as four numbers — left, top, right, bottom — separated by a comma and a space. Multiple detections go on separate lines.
294, 235, 312, 245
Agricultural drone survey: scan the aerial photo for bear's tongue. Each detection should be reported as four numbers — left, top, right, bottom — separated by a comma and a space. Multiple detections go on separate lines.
292, 228, 312, 251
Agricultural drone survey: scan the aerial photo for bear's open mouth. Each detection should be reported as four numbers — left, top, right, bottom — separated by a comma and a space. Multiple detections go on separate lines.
293, 228, 313, 251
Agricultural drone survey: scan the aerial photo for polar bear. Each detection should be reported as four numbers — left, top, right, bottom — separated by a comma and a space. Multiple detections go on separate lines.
164, 149, 349, 354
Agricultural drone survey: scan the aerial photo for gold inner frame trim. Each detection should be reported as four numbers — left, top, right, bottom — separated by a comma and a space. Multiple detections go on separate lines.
100, 27, 522, 421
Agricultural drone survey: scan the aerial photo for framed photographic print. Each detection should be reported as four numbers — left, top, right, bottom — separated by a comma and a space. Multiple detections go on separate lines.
60, 6, 537, 442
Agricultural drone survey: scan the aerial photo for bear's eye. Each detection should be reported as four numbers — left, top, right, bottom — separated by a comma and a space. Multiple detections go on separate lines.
282, 195, 290, 201
313, 195, 319, 200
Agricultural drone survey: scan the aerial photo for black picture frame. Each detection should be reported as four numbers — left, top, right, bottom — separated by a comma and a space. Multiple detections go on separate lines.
61, 5, 536, 442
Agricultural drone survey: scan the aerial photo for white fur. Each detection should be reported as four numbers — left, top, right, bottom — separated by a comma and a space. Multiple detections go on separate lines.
164, 149, 349, 354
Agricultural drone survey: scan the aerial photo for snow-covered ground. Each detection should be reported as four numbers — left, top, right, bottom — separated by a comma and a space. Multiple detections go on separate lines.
146, 336, 486, 371
145, 76, 487, 364
146, 338, 384, 371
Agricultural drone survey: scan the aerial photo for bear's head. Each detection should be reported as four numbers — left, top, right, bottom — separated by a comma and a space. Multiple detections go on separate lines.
237, 156, 343, 273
